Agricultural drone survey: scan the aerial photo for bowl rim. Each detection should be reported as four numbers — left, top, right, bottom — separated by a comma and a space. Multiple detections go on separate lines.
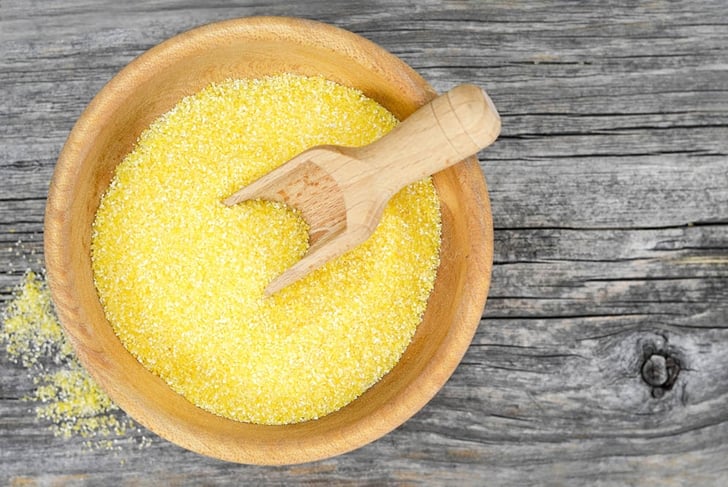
44, 15, 493, 464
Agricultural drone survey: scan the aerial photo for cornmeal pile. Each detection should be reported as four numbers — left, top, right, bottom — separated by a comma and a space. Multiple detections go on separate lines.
91, 74, 441, 425
1, 270, 143, 450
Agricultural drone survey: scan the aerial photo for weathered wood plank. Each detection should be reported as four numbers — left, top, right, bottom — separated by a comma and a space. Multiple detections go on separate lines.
1, 0, 727, 485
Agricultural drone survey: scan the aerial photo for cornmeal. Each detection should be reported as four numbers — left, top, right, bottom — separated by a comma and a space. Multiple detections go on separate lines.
91, 74, 441, 424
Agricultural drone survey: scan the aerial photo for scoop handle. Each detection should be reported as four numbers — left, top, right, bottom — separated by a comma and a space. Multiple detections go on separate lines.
353, 84, 501, 194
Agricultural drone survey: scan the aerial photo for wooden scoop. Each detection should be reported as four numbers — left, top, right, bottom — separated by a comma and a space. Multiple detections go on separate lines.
224, 84, 501, 295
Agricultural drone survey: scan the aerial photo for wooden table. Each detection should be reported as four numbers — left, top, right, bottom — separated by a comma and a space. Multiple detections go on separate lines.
2, 1, 726, 484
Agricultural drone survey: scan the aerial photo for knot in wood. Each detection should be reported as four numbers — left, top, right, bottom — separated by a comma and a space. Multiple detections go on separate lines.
642, 354, 668, 386
641, 353, 680, 397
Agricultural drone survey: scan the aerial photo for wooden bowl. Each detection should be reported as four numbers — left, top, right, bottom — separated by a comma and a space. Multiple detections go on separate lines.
44, 16, 493, 465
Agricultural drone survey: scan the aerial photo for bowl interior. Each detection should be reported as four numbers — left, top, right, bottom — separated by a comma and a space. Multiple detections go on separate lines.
44, 17, 493, 464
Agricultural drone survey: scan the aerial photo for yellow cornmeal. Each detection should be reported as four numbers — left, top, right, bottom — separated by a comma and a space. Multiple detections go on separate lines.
1, 270, 141, 449
91, 74, 441, 425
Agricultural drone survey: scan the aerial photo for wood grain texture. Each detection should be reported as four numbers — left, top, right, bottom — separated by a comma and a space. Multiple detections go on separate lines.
1, 0, 727, 485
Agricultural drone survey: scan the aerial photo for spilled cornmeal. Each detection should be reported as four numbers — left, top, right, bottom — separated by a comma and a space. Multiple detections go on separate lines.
0, 270, 147, 450
91, 74, 442, 425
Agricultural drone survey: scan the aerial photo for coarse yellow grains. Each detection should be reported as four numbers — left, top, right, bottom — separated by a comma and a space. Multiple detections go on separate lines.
1, 270, 72, 367
91, 74, 441, 425
0, 270, 143, 450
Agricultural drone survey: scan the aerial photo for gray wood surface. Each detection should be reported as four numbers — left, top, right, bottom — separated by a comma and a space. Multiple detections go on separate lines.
2, 0, 727, 485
